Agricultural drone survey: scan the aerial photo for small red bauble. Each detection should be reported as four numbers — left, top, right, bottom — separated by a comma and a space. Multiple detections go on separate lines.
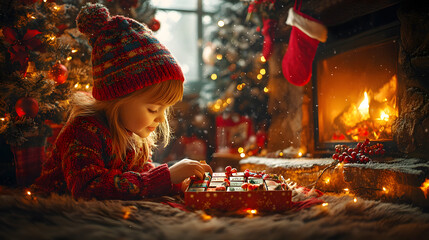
15, 97, 39, 118
49, 62, 68, 84
148, 18, 161, 32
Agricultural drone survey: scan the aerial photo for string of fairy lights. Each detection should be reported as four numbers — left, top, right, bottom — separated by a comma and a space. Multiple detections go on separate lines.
19, 161, 429, 218
30, 2, 93, 92
207, 19, 270, 114
22, 1, 94, 92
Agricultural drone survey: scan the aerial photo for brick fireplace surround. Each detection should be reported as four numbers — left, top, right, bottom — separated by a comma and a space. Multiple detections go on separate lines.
241, 0, 429, 209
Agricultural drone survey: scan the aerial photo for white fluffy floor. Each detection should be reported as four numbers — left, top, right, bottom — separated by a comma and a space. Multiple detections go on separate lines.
0, 188, 428, 240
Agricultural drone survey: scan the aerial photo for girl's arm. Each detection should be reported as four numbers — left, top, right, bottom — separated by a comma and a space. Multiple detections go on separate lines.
61, 117, 175, 200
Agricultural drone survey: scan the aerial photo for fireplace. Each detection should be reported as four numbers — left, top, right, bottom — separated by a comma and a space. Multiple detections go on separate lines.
266, 1, 428, 159
250, 0, 429, 211
312, 6, 401, 154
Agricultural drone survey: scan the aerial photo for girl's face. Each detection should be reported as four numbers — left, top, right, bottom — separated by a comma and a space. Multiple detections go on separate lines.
119, 96, 172, 138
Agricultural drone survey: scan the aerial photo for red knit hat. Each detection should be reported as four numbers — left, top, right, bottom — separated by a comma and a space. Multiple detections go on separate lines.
76, 3, 185, 101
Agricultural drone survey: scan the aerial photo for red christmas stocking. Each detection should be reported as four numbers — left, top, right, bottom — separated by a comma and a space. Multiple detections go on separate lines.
282, 0, 327, 86
262, 18, 278, 60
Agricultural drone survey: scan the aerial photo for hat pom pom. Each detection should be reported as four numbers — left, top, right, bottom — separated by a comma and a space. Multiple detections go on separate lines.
76, 3, 111, 36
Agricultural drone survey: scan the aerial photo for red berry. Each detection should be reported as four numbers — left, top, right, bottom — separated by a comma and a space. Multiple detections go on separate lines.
344, 156, 352, 163
351, 152, 357, 160
231, 168, 237, 173
368, 150, 374, 155
225, 166, 232, 173
332, 153, 339, 160
339, 155, 344, 162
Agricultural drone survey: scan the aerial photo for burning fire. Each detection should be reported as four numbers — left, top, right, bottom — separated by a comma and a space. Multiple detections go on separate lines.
357, 91, 370, 119
379, 111, 390, 121
334, 75, 398, 141
420, 179, 429, 199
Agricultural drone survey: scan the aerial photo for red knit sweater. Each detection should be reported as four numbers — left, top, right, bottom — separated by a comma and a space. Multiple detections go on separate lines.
33, 114, 180, 200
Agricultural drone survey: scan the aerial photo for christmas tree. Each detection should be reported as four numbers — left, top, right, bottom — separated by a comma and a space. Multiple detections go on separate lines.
0, 0, 158, 186
201, 0, 270, 155
0, 0, 158, 146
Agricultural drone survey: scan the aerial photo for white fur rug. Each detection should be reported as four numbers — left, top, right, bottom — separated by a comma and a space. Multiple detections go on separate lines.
0, 188, 428, 240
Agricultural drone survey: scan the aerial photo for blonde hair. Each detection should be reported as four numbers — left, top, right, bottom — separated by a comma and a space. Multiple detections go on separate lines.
68, 80, 183, 168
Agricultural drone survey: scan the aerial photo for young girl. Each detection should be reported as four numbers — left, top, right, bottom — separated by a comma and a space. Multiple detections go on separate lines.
32, 3, 212, 200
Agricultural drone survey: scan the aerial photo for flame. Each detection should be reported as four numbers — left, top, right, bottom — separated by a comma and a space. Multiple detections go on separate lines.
332, 74, 399, 141
358, 92, 370, 119
379, 111, 390, 121
420, 179, 429, 199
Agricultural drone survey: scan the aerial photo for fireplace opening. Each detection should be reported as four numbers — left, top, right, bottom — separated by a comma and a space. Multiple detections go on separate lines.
312, 6, 400, 154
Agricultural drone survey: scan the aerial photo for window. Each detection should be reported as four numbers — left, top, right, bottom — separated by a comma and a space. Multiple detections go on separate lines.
152, 0, 222, 93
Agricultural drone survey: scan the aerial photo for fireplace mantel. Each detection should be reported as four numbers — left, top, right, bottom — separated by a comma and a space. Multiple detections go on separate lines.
274, 0, 403, 41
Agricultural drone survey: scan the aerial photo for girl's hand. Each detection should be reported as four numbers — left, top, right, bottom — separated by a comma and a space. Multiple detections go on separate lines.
169, 159, 213, 184
181, 178, 191, 192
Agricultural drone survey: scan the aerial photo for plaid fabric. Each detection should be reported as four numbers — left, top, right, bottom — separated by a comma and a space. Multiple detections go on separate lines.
76, 3, 184, 101
11, 137, 46, 187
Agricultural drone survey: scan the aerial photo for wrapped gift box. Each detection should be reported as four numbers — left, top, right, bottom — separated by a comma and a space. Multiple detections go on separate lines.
185, 171, 292, 211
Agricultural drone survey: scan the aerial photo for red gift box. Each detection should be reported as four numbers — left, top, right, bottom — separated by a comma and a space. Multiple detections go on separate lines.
215, 113, 254, 154
185, 170, 292, 212
10, 136, 46, 186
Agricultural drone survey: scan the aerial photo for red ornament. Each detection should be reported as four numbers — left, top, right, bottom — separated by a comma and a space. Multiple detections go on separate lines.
15, 97, 39, 118
148, 18, 161, 32
49, 62, 68, 84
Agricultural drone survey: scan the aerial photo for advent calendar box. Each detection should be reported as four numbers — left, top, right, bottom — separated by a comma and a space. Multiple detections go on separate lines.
184, 169, 292, 211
